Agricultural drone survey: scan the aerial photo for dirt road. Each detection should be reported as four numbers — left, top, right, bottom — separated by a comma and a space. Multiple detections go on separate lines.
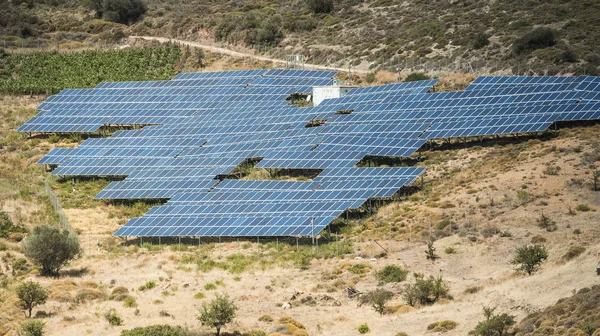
130, 36, 367, 73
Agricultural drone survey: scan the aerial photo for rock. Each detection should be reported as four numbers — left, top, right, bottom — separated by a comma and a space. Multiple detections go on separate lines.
282, 302, 292, 309
468, 236, 478, 242
183, 283, 189, 288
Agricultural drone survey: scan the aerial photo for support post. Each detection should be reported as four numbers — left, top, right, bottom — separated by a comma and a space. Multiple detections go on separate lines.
311, 216, 315, 248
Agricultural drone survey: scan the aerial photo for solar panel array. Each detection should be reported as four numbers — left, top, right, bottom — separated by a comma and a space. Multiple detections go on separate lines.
19, 72, 600, 237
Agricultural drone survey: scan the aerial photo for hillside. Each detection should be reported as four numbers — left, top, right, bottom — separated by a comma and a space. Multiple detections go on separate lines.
1, 88, 599, 335
1, 0, 599, 75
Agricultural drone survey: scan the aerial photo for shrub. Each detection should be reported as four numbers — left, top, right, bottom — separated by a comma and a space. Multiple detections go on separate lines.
404, 73, 430, 82
562, 246, 585, 261
513, 28, 557, 55
12, 258, 30, 276
120, 324, 185, 336
395, 333, 409, 336
256, 19, 284, 46
104, 308, 123, 326
444, 247, 457, 254
258, 315, 273, 322
359, 288, 393, 315
123, 296, 138, 308
87, 0, 147, 24
358, 323, 370, 334
194, 292, 205, 299
19, 319, 45, 336
530, 235, 547, 244
197, 293, 237, 336
537, 213, 557, 232
403, 273, 450, 307
512, 245, 548, 275
365, 72, 376, 83
0, 210, 27, 238
576, 204, 591, 212
473, 33, 490, 49
348, 263, 371, 275
469, 307, 515, 336
204, 283, 217, 290
138, 281, 156, 291
16, 281, 48, 318
22, 225, 81, 276
377, 265, 408, 284
428, 320, 457, 332
306, 0, 334, 13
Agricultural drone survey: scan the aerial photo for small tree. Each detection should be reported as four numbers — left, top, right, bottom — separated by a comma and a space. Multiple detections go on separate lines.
512, 245, 548, 275
16, 281, 48, 318
359, 288, 393, 315
468, 306, 515, 336
198, 293, 237, 336
23, 225, 81, 276
425, 240, 438, 260
306, 0, 334, 13
536, 213, 557, 232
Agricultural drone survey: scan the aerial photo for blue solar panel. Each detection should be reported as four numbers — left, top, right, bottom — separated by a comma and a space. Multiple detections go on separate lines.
18, 72, 600, 238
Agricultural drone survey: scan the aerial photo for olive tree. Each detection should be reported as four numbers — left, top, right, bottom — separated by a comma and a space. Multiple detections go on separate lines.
198, 293, 237, 336
23, 225, 81, 276
16, 281, 48, 318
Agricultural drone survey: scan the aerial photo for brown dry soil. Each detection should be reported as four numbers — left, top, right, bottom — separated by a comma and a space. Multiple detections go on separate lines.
1, 98, 600, 336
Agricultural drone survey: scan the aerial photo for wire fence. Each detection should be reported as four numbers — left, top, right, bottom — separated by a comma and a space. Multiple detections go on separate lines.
45, 181, 74, 234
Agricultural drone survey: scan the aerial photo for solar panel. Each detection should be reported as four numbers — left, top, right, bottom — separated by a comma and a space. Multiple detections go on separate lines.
18, 72, 600, 238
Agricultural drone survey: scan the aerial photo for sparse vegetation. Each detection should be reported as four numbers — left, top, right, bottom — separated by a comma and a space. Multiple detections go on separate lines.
16, 281, 48, 318
537, 213, 557, 232
120, 325, 186, 336
444, 247, 457, 254
425, 241, 438, 260
562, 246, 585, 261
138, 281, 156, 291
576, 204, 591, 212
22, 225, 81, 276
512, 245, 548, 275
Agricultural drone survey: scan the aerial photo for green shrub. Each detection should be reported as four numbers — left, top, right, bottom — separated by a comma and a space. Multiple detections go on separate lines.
120, 324, 185, 336
513, 28, 557, 55
348, 263, 371, 275
512, 245, 548, 275
104, 308, 123, 326
12, 258, 29, 276
306, 0, 334, 14
403, 273, 450, 307
138, 281, 156, 291
473, 33, 489, 49
365, 72, 376, 83
358, 323, 370, 334
19, 319, 45, 336
425, 241, 438, 260
444, 247, 457, 254
0, 210, 27, 238
469, 307, 515, 336
204, 283, 217, 290
258, 314, 274, 322
194, 292, 205, 299
87, 0, 147, 25
576, 204, 591, 212
123, 296, 138, 308
359, 288, 393, 315
428, 320, 457, 332
377, 265, 408, 284
404, 72, 430, 82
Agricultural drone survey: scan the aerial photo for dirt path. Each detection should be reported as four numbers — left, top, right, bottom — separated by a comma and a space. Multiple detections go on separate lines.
130, 36, 368, 73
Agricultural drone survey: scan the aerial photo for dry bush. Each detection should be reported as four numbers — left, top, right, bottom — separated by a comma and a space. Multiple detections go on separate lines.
74, 288, 105, 303
427, 320, 457, 332
561, 246, 585, 262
